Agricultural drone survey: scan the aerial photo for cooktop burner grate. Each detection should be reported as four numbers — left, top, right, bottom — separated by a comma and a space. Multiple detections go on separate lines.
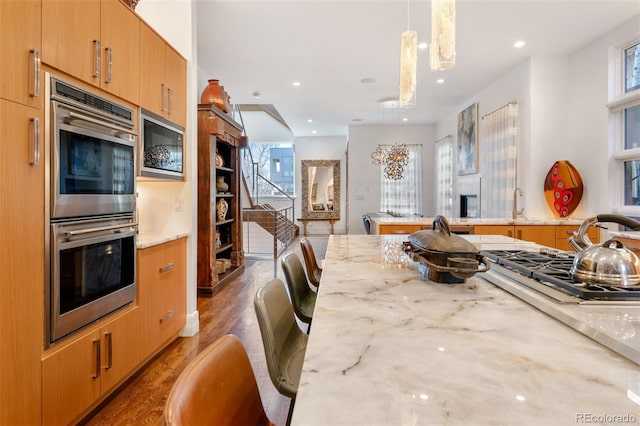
480, 249, 640, 301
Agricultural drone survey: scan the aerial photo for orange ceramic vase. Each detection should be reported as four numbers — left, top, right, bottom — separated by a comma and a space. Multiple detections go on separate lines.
543, 160, 583, 218
200, 79, 225, 111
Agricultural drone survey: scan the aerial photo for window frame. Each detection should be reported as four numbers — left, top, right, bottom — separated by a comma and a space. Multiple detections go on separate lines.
610, 38, 640, 216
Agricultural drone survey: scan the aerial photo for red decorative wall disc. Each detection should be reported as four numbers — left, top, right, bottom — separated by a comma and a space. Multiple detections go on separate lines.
543, 160, 583, 218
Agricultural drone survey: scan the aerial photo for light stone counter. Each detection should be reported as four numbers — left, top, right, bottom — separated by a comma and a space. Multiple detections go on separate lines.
291, 235, 640, 426
368, 215, 586, 227
136, 232, 190, 249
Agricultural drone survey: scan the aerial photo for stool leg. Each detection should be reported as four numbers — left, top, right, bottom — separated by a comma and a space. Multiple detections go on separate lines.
286, 397, 296, 426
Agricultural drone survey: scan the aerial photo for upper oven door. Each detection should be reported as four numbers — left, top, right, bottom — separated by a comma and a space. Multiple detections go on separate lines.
51, 101, 137, 219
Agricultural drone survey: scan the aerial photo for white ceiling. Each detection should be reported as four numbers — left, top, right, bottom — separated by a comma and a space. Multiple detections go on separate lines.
196, 0, 640, 139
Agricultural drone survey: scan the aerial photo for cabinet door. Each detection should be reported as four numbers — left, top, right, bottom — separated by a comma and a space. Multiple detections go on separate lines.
42, 0, 101, 86
515, 225, 556, 247
556, 224, 600, 250
378, 224, 421, 235
165, 46, 187, 127
100, 0, 139, 103
0, 0, 41, 107
139, 22, 166, 117
138, 238, 186, 356
100, 308, 142, 393
473, 225, 514, 237
42, 331, 102, 426
0, 100, 44, 426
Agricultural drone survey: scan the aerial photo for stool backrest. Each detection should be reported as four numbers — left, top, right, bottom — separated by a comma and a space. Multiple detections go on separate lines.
281, 253, 314, 323
163, 334, 273, 426
300, 238, 322, 287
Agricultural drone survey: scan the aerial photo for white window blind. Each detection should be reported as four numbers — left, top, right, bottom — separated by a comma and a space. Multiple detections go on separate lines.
434, 136, 453, 217
380, 145, 423, 215
480, 102, 518, 218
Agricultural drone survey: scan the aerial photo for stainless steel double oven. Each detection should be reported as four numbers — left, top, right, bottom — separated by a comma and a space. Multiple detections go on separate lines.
46, 74, 137, 346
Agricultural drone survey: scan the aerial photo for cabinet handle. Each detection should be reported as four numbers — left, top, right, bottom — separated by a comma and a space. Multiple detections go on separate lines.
160, 310, 175, 323
161, 83, 166, 112
93, 39, 101, 78
92, 339, 101, 379
104, 332, 113, 370
159, 262, 175, 273
566, 230, 575, 235
29, 49, 40, 97
168, 87, 173, 115
29, 117, 40, 166
105, 47, 113, 83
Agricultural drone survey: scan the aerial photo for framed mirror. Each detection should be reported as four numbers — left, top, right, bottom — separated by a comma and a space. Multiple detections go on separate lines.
301, 160, 340, 219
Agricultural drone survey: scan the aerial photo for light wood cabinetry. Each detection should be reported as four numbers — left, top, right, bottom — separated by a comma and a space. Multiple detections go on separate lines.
0, 99, 44, 426
42, 307, 141, 425
137, 238, 187, 356
198, 105, 245, 292
377, 224, 422, 234
139, 21, 187, 127
42, 0, 139, 103
474, 223, 600, 249
0, 0, 42, 107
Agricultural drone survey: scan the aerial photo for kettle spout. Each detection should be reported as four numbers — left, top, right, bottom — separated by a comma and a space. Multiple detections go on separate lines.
568, 216, 598, 252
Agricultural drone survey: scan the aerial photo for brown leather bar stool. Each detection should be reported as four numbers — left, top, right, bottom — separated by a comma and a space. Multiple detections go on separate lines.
254, 278, 309, 398
163, 334, 274, 426
281, 253, 317, 324
300, 237, 323, 288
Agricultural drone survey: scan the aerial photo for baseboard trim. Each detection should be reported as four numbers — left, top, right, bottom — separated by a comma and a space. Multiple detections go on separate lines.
179, 310, 199, 337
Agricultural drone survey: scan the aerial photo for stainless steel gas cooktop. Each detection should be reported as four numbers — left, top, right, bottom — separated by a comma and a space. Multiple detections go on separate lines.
480, 249, 640, 304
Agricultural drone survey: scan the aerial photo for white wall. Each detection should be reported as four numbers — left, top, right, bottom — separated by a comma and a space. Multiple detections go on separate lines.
135, 0, 200, 336
294, 136, 348, 234
567, 15, 640, 218
347, 124, 436, 234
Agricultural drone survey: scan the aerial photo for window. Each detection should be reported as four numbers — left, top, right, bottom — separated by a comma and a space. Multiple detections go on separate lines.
434, 136, 453, 217
611, 41, 640, 213
246, 143, 294, 196
380, 145, 423, 215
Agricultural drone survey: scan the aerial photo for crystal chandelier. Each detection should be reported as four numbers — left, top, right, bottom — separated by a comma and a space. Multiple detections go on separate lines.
430, 0, 456, 71
370, 143, 410, 180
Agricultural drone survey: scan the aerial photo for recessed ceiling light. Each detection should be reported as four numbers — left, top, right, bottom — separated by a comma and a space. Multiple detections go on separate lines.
402, 117, 409, 122
360, 77, 376, 84
436, 78, 445, 84
307, 119, 313, 123
352, 118, 363, 122
418, 42, 428, 50
292, 81, 301, 87
252, 91, 261, 98
311, 130, 317, 134
514, 40, 526, 48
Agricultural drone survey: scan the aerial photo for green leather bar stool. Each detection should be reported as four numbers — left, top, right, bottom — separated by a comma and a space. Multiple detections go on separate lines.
300, 237, 323, 288
281, 253, 317, 324
254, 278, 308, 399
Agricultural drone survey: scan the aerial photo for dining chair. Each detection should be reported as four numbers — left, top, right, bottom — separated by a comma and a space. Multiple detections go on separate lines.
281, 253, 317, 324
362, 214, 371, 234
163, 334, 275, 426
254, 278, 309, 399
300, 237, 323, 288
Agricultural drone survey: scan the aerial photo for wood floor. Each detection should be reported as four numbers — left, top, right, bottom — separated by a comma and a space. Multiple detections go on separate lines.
81, 236, 327, 426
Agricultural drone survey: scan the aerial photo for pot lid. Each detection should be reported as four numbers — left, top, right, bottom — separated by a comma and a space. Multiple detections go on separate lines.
406, 215, 478, 254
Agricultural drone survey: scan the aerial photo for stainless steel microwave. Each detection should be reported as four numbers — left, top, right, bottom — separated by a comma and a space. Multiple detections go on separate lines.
139, 109, 185, 180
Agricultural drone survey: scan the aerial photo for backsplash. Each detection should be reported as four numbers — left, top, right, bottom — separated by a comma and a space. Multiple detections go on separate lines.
136, 180, 193, 236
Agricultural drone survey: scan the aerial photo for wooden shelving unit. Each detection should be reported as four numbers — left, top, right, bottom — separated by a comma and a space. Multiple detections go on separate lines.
197, 104, 245, 293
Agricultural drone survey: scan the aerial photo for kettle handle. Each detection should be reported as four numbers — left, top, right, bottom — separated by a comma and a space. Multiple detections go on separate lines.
432, 215, 452, 237
596, 214, 640, 231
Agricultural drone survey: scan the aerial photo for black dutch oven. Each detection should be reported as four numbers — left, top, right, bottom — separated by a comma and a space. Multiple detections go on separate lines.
403, 215, 490, 283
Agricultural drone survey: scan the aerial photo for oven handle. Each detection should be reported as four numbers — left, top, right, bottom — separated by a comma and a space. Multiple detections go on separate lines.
65, 222, 138, 237
64, 111, 137, 138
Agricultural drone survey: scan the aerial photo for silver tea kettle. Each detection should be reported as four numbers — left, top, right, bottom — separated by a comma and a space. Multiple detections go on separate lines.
568, 214, 640, 287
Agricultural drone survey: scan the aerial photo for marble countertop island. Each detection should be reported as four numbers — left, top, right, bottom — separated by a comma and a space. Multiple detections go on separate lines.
291, 235, 640, 426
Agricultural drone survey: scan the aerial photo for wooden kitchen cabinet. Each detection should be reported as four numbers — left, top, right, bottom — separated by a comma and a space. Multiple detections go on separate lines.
42, 307, 141, 425
42, 0, 140, 103
0, 100, 44, 426
139, 21, 187, 127
556, 224, 599, 251
0, 0, 42, 107
376, 224, 421, 234
514, 225, 556, 248
137, 237, 187, 356
473, 225, 514, 237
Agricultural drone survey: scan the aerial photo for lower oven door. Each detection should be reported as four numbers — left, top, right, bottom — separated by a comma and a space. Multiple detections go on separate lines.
49, 215, 137, 345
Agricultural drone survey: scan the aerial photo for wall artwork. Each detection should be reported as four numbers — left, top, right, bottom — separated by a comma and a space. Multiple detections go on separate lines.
457, 103, 478, 175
